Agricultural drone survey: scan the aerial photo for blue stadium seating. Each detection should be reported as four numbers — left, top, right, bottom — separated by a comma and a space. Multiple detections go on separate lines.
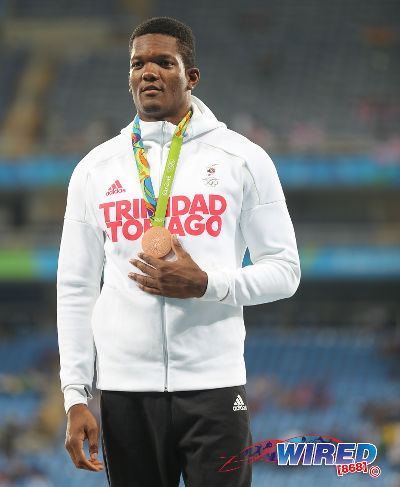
0, 327, 397, 486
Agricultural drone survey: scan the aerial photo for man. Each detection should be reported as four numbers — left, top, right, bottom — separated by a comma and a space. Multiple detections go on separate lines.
57, 16, 301, 487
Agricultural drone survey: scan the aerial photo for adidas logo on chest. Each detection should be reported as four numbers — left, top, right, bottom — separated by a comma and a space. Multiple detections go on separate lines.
233, 394, 248, 411
106, 180, 126, 196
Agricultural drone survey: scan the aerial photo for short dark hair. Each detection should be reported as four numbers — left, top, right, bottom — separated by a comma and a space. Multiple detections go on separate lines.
129, 17, 195, 70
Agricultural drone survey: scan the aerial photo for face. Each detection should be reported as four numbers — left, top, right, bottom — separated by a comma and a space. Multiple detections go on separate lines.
129, 34, 200, 124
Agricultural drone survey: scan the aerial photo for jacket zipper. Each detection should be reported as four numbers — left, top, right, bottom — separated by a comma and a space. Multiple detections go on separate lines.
162, 297, 168, 391
160, 122, 169, 392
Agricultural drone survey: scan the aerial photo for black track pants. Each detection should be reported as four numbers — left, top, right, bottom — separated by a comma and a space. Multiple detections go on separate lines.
100, 385, 253, 487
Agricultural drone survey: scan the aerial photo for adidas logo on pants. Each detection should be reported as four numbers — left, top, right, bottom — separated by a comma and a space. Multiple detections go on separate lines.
233, 394, 248, 411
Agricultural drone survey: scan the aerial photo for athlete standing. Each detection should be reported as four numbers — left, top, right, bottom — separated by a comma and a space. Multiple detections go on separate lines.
57, 16, 301, 487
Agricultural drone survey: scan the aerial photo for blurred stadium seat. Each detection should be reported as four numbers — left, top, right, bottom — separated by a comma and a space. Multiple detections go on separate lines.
10, 0, 117, 18
0, 47, 29, 127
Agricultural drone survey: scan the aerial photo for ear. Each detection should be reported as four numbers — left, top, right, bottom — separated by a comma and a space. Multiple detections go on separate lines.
128, 73, 132, 93
186, 67, 200, 91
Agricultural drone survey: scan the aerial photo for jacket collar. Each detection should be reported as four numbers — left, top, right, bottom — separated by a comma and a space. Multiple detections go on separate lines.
120, 95, 225, 145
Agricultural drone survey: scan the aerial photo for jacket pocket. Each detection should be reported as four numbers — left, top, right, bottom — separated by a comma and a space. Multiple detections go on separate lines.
91, 283, 119, 345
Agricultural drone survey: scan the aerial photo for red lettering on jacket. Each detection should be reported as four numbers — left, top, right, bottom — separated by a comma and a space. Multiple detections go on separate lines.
172, 195, 191, 216
106, 220, 122, 242
122, 219, 142, 240
168, 216, 185, 236
116, 200, 133, 221
100, 194, 227, 242
99, 202, 115, 223
132, 199, 140, 219
184, 214, 204, 236
189, 194, 209, 214
206, 215, 222, 237
209, 194, 226, 215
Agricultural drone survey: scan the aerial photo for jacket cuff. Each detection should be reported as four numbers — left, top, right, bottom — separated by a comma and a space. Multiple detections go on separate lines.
199, 270, 229, 301
64, 385, 91, 414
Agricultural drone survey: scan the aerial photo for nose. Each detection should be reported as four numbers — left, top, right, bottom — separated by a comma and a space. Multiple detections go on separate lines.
142, 62, 160, 81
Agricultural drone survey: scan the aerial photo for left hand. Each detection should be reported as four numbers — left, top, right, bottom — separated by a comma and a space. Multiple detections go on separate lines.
128, 234, 208, 298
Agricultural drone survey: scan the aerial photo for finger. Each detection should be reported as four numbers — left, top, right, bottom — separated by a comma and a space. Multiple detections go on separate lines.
89, 458, 103, 466
89, 459, 104, 471
70, 439, 102, 472
171, 234, 188, 258
66, 437, 81, 469
89, 459, 104, 467
66, 442, 79, 467
86, 425, 99, 462
137, 252, 164, 268
136, 282, 162, 295
129, 273, 159, 290
129, 258, 159, 277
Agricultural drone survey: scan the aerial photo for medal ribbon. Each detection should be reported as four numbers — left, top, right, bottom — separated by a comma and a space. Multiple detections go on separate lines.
131, 110, 192, 227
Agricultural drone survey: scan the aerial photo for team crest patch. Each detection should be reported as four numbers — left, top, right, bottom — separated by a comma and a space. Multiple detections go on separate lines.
203, 164, 219, 187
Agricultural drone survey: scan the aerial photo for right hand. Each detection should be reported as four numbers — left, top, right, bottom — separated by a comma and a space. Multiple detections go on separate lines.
65, 404, 105, 473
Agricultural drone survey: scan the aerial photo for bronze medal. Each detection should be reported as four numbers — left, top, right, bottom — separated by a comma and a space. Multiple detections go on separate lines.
141, 226, 172, 258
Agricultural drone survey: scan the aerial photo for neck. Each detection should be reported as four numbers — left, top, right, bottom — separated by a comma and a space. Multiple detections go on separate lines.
138, 100, 191, 126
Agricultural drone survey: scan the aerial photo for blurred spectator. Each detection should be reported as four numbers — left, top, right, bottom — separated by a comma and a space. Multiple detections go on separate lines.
362, 27, 396, 48
0, 458, 50, 486
0, 371, 46, 395
355, 97, 399, 138
384, 423, 400, 467
373, 135, 400, 165
246, 375, 276, 415
246, 374, 332, 413
277, 380, 332, 411
0, 418, 22, 458
257, 50, 283, 76
231, 112, 276, 150
288, 122, 326, 153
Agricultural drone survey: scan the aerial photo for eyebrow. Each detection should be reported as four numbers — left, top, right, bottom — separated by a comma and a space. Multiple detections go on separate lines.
130, 53, 175, 61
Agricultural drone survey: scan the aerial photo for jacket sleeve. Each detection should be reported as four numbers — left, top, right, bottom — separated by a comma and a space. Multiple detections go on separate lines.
57, 161, 105, 414
200, 146, 301, 306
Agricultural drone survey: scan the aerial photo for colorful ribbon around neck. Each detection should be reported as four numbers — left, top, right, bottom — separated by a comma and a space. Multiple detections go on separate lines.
131, 110, 192, 227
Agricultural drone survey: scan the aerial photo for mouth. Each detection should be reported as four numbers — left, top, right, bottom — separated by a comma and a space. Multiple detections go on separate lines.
141, 85, 162, 95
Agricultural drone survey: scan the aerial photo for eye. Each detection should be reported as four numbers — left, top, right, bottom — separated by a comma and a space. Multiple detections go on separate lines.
160, 60, 173, 67
130, 61, 143, 68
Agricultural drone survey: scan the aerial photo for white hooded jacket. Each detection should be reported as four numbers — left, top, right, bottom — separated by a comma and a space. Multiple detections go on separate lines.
57, 96, 301, 414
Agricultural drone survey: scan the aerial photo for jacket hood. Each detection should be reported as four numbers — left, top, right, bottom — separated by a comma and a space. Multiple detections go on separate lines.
120, 95, 226, 143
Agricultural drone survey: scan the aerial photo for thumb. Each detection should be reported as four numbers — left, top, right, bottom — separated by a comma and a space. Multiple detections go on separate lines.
87, 427, 98, 460
171, 234, 187, 258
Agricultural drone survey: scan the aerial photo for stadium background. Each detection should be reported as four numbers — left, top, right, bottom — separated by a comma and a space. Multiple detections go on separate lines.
0, 0, 399, 485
